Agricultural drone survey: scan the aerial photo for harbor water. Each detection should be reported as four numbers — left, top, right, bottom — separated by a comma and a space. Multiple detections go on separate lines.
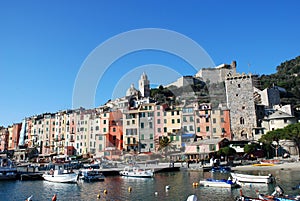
1, 168, 300, 201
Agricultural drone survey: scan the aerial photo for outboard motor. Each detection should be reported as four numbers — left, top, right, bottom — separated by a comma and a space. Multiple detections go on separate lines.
272, 185, 284, 196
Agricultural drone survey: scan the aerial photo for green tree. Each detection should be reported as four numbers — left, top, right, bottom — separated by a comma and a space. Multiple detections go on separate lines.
281, 123, 300, 157
157, 136, 174, 158
243, 143, 260, 154
217, 147, 236, 161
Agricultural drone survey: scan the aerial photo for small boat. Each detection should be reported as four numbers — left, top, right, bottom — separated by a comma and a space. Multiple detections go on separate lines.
0, 156, 18, 180
199, 178, 239, 188
79, 168, 105, 182
120, 166, 154, 178
236, 185, 300, 201
211, 166, 231, 173
235, 189, 268, 201
231, 172, 274, 184
258, 185, 300, 201
42, 164, 78, 183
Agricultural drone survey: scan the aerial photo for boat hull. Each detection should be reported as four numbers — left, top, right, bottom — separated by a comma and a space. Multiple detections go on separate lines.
199, 179, 239, 188
43, 173, 78, 183
120, 166, 154, 178
231, 173, 273, 183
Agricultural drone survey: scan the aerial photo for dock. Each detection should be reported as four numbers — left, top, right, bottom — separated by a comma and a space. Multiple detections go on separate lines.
16, 163, 181, 180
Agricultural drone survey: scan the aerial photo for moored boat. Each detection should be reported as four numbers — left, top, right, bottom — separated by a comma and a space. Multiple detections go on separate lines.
120, 166, 154, 178
236, 185, 300, 201
42, 164, 78, 183
79, 168, 105, 182
211, 166, 231, 173
231, 172, 274, 184
199, 178, 239, 188
0, 155, 18, 180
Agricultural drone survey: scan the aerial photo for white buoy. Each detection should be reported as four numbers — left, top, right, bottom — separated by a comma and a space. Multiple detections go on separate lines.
165, 185, 170, 191
186, 194, 198, 201
155, 192, 158, 196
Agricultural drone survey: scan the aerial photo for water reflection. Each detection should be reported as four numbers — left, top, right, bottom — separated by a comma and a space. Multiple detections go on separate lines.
0, 169, 300, 200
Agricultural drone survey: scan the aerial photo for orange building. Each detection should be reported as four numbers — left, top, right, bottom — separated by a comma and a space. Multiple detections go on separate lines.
107, 110, 123, 151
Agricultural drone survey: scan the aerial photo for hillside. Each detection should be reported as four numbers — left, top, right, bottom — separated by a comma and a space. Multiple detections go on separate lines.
259, 56, 300, 116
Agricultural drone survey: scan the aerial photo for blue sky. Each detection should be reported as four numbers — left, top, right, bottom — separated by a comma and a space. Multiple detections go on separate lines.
1, 0, 299, 126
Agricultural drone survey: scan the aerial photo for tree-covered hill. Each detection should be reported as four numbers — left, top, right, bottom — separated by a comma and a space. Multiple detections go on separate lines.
259, 56, 300, 116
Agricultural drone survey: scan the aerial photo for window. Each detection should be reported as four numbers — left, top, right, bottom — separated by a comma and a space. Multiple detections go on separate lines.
99, 144, 102, 151
150, 134, 153, 139
213, 128, 216, 133
99, 135, 103, 140
183, 117, 187, 122
172, 119, 175, 124
150, 143, 153, 148
157, 128, 161, 132
141, 134, 144, 140
149, 122, 153, 128
157, 119, 161, 124
213, 118, 216, 123
177, 111, 180, 115
197, 127, 200, 132
132, 119, 135, 124
127, 121, 130, 125
240, 117, 245, 124
189, 125, 194, 131
177, 119, 180, 123
103, 128, 107, 132
221, 118, 224, 123
196, 119, 200, 123
238, 84, 241, 88
242, 106, 245, 110
206, 118, 209, 123
205, 110, 208, 114
157, 106, 160, 110
141, 122, 144, 129
190, 116, 194, 122
164, 119, 167, 124
113, 128, 116, 132
171, 111, 174, 116
164, 127, 167, 132
206, 126, 209, 132
184, 126, 188, 132
103, 120, 107, 124
157, 112, 160, 116
95, 126, 99, 131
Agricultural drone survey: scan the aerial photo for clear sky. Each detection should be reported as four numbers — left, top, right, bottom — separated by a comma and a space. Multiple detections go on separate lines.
1, 0, 299, 126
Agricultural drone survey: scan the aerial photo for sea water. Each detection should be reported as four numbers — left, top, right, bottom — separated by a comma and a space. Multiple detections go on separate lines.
0, 169, 299, 201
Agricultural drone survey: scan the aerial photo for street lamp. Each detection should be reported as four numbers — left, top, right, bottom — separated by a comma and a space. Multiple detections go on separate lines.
271, 141, 279, 158
259, 142, 263, 150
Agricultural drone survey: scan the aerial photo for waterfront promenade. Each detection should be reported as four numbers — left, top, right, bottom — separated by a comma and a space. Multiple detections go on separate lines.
232, 158, 300, 171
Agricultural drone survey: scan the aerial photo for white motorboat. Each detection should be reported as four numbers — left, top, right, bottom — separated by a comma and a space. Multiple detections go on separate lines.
79, 168, 105, 182
42, 164, 78, 183
231, 172, 274, 184
0, 156, 18, 180
199, 178, 239, 188
120, 166, 154, 178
